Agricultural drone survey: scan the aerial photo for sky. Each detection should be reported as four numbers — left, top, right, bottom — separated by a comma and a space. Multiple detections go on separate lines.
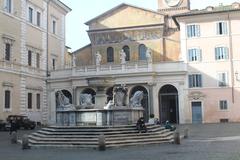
60, 0, 239, 51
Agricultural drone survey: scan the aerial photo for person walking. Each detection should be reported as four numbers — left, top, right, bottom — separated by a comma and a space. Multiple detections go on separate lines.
9, 120, 17, 135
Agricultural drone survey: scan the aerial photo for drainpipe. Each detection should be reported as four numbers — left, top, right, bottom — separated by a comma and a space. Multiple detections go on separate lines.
228, 13, 234, 103
46, 0, 51, 77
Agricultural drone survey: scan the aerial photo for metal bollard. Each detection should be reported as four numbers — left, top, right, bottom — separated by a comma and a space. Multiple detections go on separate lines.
174, 131, 180, 144
22, 134, 30, 149
184, 128, 189, 139
98, 134, 106, 151
11, 131, 17, 144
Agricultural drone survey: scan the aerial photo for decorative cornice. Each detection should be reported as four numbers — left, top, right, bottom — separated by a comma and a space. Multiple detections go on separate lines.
2, 82, 14, 87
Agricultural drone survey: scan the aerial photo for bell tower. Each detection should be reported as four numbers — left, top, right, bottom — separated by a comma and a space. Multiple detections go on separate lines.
158, 0, 190, 15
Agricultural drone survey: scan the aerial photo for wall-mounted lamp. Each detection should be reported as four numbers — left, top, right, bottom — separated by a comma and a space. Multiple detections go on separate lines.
235, 71, 240, 81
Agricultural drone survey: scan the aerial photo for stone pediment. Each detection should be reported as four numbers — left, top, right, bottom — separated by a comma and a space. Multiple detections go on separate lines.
188, 91, 205, 100
85, 3, 165, 30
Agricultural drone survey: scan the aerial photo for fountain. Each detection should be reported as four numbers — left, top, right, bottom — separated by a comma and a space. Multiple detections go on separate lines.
55, 84, 144, 126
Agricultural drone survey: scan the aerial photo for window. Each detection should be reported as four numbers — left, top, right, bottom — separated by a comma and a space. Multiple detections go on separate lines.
52, 20, 56, 34
187, 24, 200, 38
107, 47, 114, 62
28, 93, 32, 109
5, 43, 11, 61
4, 90, 10, 109
36, 94, 40, 110
188, 48, 202, 62
219, 100, 228, 110
5, 0, 12, 13
36, 53, 40, 68
123, 45, 130, 61
37, 12, 41, 27
139, 44, 147, 60
217, 22, 228, 35
215, 47, 229, 60
52, 58, 56, 70
28, 50, 32, 66
189, 74, 202, 88
218, 72, 228, 87
28, 7, 33, 23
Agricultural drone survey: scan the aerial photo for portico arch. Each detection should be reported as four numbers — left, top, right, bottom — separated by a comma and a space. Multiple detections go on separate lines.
159, 84, 179, 124
81, 88, 96, 104
61, 90, 72, 104
130, 86, 149, 121
106, 87, 113, 103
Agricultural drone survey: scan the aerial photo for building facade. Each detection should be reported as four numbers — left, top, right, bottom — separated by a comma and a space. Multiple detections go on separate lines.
0, 0, 70, 124
174, 2, 240, 123
20, 0, 240, 125
47, 0, 190, 125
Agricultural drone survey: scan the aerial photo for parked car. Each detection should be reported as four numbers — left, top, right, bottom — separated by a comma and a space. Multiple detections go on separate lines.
0, 120, 7, 131
6, 115, 36, 130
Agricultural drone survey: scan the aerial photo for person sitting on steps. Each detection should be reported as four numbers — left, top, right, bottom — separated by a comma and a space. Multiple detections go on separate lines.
164, 120, 176, 131
136, 117, 147, 133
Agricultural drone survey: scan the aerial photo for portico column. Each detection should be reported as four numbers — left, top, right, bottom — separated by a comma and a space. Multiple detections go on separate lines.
72, 86, 77, 106
148, 83, 155, 115
95, 87, 107, 109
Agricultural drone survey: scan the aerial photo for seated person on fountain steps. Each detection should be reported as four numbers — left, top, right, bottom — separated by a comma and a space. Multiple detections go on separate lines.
147, 114, 160, 125
164, 120, 176, 131
136, 117, 147, 133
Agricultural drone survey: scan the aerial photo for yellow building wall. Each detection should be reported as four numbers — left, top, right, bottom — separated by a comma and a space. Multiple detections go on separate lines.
0, 72, 21, 120
89, 6, 164, 30
75, 45, 93, 66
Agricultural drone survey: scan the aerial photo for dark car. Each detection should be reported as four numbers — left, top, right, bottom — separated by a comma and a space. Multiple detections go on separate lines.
6, 115, 36, 130
0, 120, 7, 131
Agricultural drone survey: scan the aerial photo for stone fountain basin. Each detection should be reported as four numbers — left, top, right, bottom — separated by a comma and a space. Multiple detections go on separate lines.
56, 107, 144, 126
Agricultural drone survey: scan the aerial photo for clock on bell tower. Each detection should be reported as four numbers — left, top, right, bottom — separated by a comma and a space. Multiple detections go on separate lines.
158, 0, 190, 15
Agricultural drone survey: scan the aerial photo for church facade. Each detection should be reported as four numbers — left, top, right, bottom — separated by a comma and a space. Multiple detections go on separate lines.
48, 0, 190, 125
48, 0, 240, 124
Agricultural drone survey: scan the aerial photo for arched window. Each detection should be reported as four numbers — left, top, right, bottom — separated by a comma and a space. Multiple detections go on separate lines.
107, 47, 114, 62
123, 45, 130, 61
139, 44, 147, 60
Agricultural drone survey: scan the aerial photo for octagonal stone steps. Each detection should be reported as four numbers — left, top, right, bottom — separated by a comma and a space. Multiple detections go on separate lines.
28, 125, 173, 148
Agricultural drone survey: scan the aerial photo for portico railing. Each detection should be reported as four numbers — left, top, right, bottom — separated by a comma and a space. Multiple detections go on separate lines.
50, 61, 187, 79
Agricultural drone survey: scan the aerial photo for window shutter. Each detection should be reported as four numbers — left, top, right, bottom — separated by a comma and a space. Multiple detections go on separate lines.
188, 75, 193, 88
215, 48, 218, 60
216, 22, 220, 35
188, 49, 191, 61
196, 25, 200, 37
223, 22, 228, 34
198, 74, 202, 87
225, 47, 229, 59
197, 49, 202, 61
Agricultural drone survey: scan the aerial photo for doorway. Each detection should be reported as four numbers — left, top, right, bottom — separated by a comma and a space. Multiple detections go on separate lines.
159, 85, 179, 124
192, 101, 202, 124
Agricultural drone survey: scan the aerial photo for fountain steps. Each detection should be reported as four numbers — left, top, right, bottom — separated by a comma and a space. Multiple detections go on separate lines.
29, 131, 170, 141
30, 129, 168, 138
28, 125, 174, 148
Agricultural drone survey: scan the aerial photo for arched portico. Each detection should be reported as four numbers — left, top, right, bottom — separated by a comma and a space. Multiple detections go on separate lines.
159, 84, 179, 124
81, 88, 96, 104
106, 87, 113, 103
130, 86, 149, 121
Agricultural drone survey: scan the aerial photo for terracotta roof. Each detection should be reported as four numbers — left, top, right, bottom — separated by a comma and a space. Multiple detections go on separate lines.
173, 3, 240, 18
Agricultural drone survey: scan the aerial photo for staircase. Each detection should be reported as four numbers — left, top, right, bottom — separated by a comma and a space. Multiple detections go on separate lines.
28, 125, 174, 148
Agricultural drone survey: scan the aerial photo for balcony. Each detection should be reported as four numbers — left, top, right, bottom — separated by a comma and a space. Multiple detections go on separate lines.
0, 60, 45, 76
50, 61, 187, 79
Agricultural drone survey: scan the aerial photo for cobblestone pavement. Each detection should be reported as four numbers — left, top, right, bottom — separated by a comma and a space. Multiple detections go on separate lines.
1, 123, 240, 160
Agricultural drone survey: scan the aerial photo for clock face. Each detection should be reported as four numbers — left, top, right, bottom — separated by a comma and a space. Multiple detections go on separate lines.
165, 0, 181, 7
